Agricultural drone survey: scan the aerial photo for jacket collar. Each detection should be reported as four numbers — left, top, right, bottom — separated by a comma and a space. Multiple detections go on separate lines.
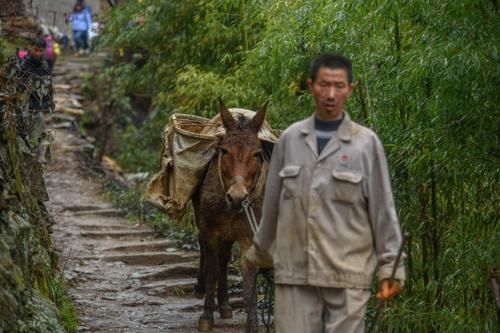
299, 111, 353, 160
300, 112, 352, 140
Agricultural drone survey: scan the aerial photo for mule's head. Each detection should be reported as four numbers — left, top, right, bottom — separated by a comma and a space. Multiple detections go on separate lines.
218, 99, 268, 209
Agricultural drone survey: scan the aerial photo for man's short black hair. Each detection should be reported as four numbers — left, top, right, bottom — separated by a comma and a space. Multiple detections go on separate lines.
310, 53, 353, 83
31, 37, 47, 49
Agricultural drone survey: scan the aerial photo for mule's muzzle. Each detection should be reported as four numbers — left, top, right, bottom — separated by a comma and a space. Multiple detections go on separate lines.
225, 191, 249, 209
225, 177, 249, 209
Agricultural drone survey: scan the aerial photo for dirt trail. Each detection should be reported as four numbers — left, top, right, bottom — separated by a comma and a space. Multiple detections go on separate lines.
45, 55, 246, 333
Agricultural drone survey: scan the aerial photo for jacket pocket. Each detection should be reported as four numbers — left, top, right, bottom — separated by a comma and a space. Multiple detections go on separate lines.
331, 170, 363, 203
279, 165, 302, 199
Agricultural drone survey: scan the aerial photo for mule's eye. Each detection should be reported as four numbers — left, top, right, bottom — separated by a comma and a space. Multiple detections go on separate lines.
220, 147, 229, 155
253, 151, 262, 159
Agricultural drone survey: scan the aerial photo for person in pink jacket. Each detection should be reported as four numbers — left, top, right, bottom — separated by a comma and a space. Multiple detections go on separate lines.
245, 53, 405, 333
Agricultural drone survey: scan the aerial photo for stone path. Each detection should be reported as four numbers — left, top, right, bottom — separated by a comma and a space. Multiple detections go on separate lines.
45, 55, 247, 333
29, 0, 101, 32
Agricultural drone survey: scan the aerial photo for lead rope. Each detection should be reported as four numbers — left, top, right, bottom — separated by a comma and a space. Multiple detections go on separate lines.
217, 152, 226, 192
242, 199, 274, 333
367, 232, 409, 333
259, 269, 274, 332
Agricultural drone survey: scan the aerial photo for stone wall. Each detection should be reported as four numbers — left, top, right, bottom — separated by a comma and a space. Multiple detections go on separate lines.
0, 94, 66, 333
0, 40, 66, 333
0, 0, 38, 41
0, 0, 26, 17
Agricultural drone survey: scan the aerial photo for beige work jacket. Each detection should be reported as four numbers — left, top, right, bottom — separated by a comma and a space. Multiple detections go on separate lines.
254, 112, 405, 288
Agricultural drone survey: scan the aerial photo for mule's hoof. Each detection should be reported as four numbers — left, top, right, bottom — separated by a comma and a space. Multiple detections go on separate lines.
198, 319, 214, 331
219, 307, 233, 319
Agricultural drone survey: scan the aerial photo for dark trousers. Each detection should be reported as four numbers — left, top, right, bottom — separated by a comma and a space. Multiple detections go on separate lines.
73, 30, 89, 50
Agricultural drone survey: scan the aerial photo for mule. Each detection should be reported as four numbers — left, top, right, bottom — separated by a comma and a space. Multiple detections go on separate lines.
192, 100, 268, 332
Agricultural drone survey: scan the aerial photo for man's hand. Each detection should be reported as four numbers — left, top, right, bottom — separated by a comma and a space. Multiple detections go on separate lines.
376, 279, 402, 301
244, 244, 273, 269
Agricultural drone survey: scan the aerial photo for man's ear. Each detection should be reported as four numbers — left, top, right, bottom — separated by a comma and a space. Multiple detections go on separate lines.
348, 82, 356, 97
307, 79, 314, 93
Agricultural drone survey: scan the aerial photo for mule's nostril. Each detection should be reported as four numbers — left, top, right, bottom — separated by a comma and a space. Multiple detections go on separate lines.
225, 193, 233, 203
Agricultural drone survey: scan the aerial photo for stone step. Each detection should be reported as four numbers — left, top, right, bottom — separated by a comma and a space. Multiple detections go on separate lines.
49, 113, 77, 123
51, 121, 73, 129
102, 239, 177, 253
79, 230, 155, 241
130, 263, 198, 281
179, 297, 245, 313
137, 275, 242, 299
101, 251, 198, 266
73, 208, 123, 217
138, 278, 197, 297
54, 83, 72, 90
62, 204, 114, 212
77, 224, 131, 231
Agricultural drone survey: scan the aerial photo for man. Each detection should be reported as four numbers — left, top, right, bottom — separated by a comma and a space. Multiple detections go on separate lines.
244, 53, 405, 333
19, 38, 53, 157
2, 38, 53, 163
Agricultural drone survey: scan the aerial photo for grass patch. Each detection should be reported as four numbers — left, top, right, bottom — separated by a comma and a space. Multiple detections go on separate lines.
33, 271, 79, 333
103, 178, 199, 251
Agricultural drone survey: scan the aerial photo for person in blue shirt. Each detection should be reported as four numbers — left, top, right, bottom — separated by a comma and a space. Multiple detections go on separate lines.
69, 3, 92, 54
77, 0, 93, 17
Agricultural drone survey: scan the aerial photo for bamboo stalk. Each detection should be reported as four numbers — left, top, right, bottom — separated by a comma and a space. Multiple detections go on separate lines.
490, 269, 500, 326
368, 232, 410, 333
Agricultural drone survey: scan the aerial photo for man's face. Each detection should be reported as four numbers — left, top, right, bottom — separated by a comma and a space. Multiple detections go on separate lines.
29, 46, 45, 60
307, 66, 354, 120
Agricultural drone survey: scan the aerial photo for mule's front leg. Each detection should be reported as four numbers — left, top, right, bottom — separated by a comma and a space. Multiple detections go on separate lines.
194, 236, 206, 298
198, 246, 219, 332
240, 242, 259, 333
218, 241, 234, 319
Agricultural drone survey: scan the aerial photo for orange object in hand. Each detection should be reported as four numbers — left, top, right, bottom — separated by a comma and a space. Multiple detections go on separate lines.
376, 279, 402, 301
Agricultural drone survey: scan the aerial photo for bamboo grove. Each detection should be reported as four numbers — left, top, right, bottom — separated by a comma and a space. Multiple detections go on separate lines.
98, 1, 499, 331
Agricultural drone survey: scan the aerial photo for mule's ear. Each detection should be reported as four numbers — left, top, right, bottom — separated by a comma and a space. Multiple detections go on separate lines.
251, 100, 268, 132
219, 98, 236, 130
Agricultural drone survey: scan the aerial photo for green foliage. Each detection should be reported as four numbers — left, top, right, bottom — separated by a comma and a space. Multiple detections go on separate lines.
100, 0, 499, 330
112, 109, 169, 171
0, 38, 12, 65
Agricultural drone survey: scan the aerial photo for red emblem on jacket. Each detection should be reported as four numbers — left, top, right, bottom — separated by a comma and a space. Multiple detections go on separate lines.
341, 154, 348, 161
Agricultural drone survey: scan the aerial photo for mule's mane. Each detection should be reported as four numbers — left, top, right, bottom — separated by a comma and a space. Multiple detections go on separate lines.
222, 115, 260, 146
